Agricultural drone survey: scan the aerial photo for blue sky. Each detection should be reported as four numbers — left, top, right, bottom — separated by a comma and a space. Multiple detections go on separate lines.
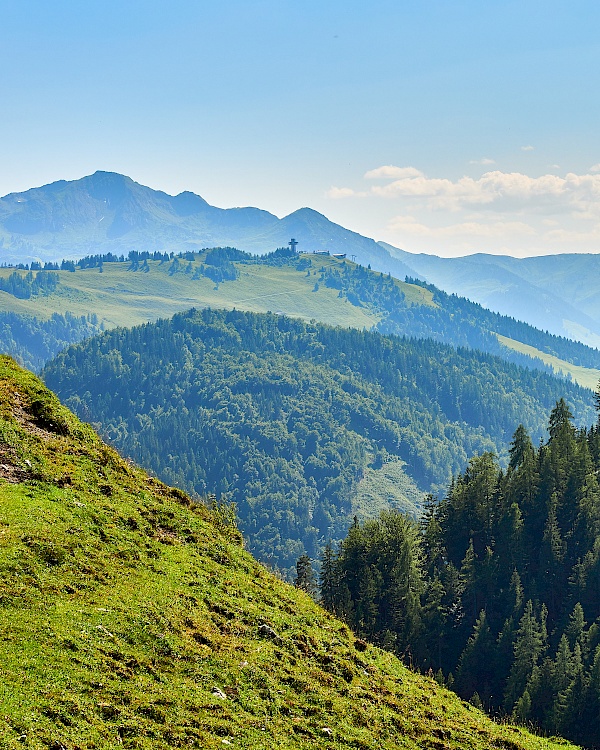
2, 0, 600, 257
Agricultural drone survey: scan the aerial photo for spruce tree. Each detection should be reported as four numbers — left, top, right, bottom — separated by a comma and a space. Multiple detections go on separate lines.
504, 600, 547, 712
419, 575, 447, 670
455, 609, 496, 702
548, 398, 575, 442
558, 643, 587, 741
509, 424, 534, 470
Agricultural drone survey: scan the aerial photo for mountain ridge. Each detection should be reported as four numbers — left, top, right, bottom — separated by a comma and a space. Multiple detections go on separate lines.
381, 242, 600, 345
0, 172, 415, 282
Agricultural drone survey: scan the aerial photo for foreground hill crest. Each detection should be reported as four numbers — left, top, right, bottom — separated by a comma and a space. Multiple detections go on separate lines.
0, 355, 579, 749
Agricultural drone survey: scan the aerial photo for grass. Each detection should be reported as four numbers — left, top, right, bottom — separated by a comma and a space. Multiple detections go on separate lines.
0, 355, 581, 749
0, 256, 379, 332
352, 459, 424, 521
497, 333, 600, 390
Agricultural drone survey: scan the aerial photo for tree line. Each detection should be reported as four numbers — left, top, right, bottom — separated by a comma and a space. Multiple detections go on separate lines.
0, 270, 59, 299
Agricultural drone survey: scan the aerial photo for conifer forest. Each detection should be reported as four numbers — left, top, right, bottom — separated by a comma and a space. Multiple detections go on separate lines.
324, 401, 600, 748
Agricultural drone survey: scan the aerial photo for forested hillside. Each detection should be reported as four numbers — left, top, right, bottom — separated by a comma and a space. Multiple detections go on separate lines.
43, 308, 595, 576
323, 401, 600, 749
315, 258, 600, 371
0, 311, 102, 371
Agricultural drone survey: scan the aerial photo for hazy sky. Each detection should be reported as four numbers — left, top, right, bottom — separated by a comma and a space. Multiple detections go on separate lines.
2, 0, 600, 257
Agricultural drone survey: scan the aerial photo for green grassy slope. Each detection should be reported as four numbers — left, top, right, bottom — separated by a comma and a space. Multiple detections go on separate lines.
0, 256, 380, 331
0, 356, 580, 749
352, 459, 424, 521
498, 333, 600, 390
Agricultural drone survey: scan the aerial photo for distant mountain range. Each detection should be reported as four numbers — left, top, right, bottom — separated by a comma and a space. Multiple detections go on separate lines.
3, 170, 600, 345
381, 242, 600, 346
0, 171, 415, 281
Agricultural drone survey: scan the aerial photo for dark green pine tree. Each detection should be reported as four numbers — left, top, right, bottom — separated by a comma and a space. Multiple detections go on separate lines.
331, 511, 425, 657
495, 615, 518, 702
495, 502, 524, 584
443, 453, 500, 562
524, 653, 555, 730
538, 494, 566, 617
577, 645, 600, 748
548, 398, 575, 443
594, 378, 600, 423
356, 564, 382, 638
571, 437, 600, 558
418, 575, 447, 670
556, 642, 588, 741
504, 425, 537, 577
455, 609, 496, 704
420, 493, 445, 572
564, 602, 588, 656
547, 400, 577, 519
512, 687, 533, 724
460, 539, 478, 622
508, 569, 524, 614
438, 560, 465, 667
504, 600, 548, 714
509, 424, 534, 470
549, 634, 575, 732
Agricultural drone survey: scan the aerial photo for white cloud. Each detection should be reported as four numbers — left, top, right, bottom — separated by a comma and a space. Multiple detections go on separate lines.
333, 165, 600, 216
325, 186, 367, 199
364, 165, 424, 180
590, 163, 600, 173
521, 145, 535, 151
469, 158, 496, 165
369, 170, 573, 212
371, 175, 456, 200
543, 225, 600, 246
